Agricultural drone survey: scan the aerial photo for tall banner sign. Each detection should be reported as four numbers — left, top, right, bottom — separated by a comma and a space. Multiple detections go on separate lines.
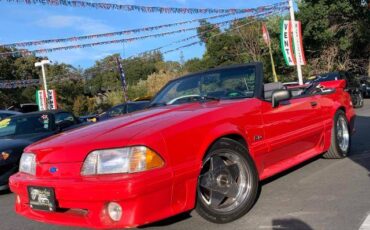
292, 21, 307, 65
47, 90, 58, 110
262, 23, 271, 45
280, 20, 296, 66
115, 56, 128, 101
280, 20, 306, 66
36, 90, 58, 111
36, 90, 47, 111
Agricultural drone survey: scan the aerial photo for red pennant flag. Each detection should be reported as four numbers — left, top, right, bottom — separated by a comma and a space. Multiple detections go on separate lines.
262, 23, 270, 45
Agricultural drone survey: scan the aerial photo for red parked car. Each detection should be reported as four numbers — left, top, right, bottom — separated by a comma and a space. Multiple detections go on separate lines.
9, 63, 355, 229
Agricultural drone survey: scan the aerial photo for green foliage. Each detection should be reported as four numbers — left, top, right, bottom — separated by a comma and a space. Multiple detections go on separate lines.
184, 58, 207, 72
73, 95, 88, 116
297, 0, 370, 73
203, 34, 242, 68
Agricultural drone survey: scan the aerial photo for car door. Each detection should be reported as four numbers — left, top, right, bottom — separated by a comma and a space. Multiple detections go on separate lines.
260, 95, 324, 167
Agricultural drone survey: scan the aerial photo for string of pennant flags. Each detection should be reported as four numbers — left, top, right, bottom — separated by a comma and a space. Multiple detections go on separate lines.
0, 8, 286, 57
0, 0, 289, 14
0, 76, 85, 89
0, 9, 289, 89
1, 13, 236, 48
0, 79, 40, 89
1, 2, 288, 48
161, 15, 273, 55
134, 11, 284, 58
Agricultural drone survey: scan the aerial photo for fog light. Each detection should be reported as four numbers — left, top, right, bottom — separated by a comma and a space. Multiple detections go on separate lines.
107, 202, 122, 222
16, 195, 21, 204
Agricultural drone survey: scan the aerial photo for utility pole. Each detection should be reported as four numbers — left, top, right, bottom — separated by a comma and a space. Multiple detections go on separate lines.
289, 0, 303, 85
35, 60, 51, 109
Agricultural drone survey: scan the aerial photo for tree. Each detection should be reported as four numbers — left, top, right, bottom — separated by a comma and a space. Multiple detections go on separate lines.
297, 0, 370, 74
197, 20, 221, 43
73, 95, 88, 116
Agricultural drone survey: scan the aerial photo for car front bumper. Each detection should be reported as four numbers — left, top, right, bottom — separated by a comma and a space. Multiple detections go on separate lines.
9, 168, 176, 229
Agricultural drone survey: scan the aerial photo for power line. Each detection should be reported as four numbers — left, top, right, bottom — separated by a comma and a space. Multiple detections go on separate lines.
0, 9, 285, 57
0, 2, 288, 48
0, 0, 289, 14
130, 9, 287, 58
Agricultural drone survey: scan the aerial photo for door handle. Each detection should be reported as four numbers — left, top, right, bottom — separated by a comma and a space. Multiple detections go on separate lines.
310, 101, 318, 107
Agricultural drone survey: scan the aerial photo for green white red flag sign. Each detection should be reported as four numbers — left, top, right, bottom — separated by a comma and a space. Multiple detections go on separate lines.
280, 20, 306, 66
36, 90, 58, 111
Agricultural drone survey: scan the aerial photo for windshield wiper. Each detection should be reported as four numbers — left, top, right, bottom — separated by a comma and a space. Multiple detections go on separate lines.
199, 95, 220, 102
148, 102, 167, 108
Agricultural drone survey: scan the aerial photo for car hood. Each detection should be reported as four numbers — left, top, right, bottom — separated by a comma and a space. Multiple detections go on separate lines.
0, 132, 54, 150
0, 138, 32, 151
26, 101, 242, 164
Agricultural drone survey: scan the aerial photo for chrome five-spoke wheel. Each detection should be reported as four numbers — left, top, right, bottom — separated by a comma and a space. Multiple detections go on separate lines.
196, 138, 258, 223
336, 115, 349, 152
198, 152, 252, 212
324, 110, 351, 159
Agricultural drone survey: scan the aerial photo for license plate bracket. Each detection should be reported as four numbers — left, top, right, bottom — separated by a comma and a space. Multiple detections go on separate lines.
28, 186, 56, 211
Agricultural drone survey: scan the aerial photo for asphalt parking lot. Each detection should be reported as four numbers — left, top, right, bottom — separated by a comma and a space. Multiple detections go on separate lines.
1, 100, 370, 230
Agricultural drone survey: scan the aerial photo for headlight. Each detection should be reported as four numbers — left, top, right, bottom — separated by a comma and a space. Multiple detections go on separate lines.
1, 150, 11, 160
81, 146, 164, 175
19, 153, 36, 175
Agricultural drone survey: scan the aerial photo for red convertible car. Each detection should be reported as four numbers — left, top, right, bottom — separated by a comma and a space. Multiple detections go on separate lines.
10, 63, 355, 228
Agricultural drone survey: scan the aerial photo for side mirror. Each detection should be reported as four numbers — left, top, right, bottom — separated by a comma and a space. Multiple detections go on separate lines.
56, 120, 74, 132
272, 89, 291, 108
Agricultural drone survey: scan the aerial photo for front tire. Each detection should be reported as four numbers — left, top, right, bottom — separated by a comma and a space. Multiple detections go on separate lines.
196, 138, 259, 223
323, 110, 351, 159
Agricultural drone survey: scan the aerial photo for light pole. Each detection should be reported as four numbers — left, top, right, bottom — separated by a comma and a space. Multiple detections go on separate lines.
35, 60, 51, 109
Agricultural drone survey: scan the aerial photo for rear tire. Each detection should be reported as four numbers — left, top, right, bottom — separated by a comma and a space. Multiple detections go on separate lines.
357, 93, 364, 108
196, 138, 259, 223
323, 110, 351, 159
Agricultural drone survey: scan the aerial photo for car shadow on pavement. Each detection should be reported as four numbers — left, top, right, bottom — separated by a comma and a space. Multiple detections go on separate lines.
348, 115, 370, 177
272, 218, 313, 230
139, 212, 192, 228
0, 188, 11, 195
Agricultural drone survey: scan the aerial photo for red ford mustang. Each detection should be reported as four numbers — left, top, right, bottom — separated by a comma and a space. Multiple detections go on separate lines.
10, 63, 355, 229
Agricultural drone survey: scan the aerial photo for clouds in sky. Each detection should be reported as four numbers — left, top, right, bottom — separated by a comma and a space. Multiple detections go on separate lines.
34, 15, 114, 35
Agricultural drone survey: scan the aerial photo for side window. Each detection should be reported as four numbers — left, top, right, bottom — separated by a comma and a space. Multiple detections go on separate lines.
0, 113, 12, 121
109, 105, 126, 117
127, 103, 148, 113
55, 112, 76, 124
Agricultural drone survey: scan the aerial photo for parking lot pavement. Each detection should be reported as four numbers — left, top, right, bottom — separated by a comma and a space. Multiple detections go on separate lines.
1, 100, 370, 230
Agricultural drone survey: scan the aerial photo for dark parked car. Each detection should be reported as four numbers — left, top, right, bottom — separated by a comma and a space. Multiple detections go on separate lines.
360, 76, 370, 98
7, 103, 39, 113
312, 71, 364, 108
0, 110, 21, 121
98, 101, 150, 121
0, 110, 85, 190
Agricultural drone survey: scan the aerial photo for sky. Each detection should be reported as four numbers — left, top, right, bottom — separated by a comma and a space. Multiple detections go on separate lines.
0, 0, 285, 69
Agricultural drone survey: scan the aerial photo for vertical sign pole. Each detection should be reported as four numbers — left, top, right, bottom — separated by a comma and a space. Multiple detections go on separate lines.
268, 41, 278, 82
289, 0, 303, 85
40, 64, 49, 109
35, 60, 51, 110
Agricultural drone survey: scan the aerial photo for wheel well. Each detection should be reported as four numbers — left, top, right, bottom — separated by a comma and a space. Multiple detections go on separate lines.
338, 106, 346, 113
204, 134, 248, 159
223, 134, 247, 148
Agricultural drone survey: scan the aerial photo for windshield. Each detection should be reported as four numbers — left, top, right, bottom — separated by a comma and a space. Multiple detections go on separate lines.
314, 72, 341, 83
151, 66, 256, 106
0, 114, 53, 137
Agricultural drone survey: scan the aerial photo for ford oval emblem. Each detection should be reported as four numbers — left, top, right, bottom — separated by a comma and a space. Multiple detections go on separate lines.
49, 167, 58, 173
